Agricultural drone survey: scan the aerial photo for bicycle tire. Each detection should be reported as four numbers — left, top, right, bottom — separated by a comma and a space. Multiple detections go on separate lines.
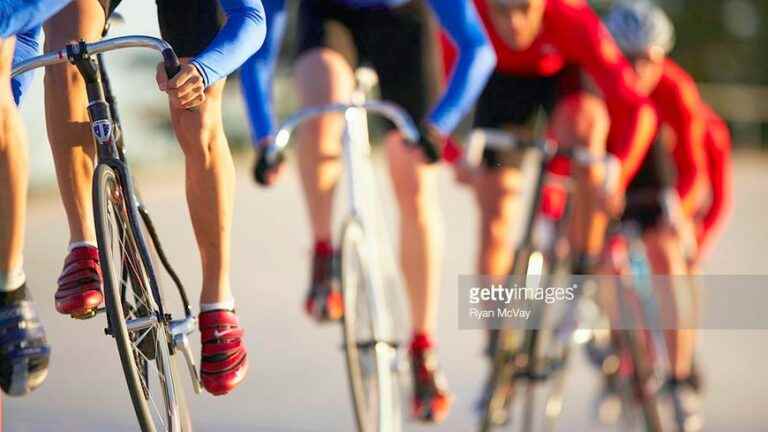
479, 247, 545, 431
94, 164, 185, 432
340, 217, 401, 432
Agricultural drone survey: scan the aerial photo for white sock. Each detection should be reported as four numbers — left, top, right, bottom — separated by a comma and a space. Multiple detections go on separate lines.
200, 298, 236, 313
68, 240, 98, 253
0, 267, 26, 292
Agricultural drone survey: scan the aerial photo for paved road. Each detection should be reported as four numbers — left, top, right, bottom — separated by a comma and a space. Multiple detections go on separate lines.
5, 152, 768, 431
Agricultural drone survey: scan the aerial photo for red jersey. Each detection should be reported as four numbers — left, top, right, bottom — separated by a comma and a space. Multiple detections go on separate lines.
650, 59, 709, 214
441, 0, 657, 190
649, 59, 732, 255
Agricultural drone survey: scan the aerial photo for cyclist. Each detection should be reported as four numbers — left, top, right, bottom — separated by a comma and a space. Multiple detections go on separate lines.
441, 0, 656, 368
42, 0, 266, 395
243, 0, 496, 422
598, 1, 733, 427
0, 0, 73, 396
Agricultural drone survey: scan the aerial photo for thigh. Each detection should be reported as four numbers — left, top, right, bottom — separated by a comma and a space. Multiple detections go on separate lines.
44, 0, 106, 48
295, 0, 358, 107
156, 0, 225, 58
474, 167, 524, 219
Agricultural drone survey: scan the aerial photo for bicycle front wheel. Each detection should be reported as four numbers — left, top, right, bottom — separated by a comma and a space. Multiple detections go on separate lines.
340, 218, 402, 432
94, 164, 186, 432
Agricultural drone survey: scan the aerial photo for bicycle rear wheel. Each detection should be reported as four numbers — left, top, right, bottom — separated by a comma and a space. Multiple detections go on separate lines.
94, 164, 186, 432
340, 218, 401, 432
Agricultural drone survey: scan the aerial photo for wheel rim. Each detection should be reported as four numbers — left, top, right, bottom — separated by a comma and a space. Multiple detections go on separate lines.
101, 171, 179, 431
342, 223, 380, 431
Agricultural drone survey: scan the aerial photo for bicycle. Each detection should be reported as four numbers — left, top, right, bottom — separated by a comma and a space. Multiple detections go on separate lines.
598, 189, 702, 432
465, 129, 619, 432
13, 36, 202, 432
259, 67, 435, 432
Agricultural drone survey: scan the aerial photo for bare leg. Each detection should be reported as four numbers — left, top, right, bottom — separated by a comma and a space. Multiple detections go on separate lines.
385, 133, 441, 335
473, 166, 524, 277
644, 227, 696, 379
293, 49, 353, 243
43, 0, 106, 247
0, 38, 27, 279
550, 94, 611, 262
168, 75, 234, 304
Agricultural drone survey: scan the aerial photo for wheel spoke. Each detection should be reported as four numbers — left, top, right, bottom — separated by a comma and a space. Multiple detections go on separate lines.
100, 175, 177, 431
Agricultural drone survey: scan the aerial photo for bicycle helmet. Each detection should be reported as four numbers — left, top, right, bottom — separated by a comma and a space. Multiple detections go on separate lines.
604, 0, 675, 57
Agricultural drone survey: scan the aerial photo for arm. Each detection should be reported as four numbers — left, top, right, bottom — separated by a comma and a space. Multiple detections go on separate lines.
669, 92, 708, 215
698, 112, 733, 257
425, 0, 496, 136
240, 0, 286, 145
191, 0, 267, 88
0, 0, 70, 38
560, 5, 656, 190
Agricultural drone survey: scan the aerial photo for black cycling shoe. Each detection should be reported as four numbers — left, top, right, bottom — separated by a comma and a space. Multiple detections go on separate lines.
304, 247, 342, 322
410, 343, 453, 423
0, 284, 51, 396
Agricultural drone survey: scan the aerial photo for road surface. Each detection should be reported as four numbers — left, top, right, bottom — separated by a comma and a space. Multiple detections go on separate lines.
5, 152, 768, 431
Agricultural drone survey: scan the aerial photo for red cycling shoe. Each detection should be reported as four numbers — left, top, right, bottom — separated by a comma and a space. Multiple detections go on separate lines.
410, 334, 454, 423
304, 242, 343, 322
199, 310, 248, 396
55, 246, 104, 318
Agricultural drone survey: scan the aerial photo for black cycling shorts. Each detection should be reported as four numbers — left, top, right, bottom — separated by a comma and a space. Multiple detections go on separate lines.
621, 137, 677, 232
297, 0, 441, 128
99, 0, 224, 58
473, 68, 582, 169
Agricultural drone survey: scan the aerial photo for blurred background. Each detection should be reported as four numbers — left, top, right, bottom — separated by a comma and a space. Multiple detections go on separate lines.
19, 0, 768, 190
7, 0, 768, 431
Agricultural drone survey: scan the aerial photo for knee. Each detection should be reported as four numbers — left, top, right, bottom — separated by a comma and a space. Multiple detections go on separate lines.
481, 208, 513, 246
295, 49, 354, 105
551, 93, 610, 152
171, 85, 224, 163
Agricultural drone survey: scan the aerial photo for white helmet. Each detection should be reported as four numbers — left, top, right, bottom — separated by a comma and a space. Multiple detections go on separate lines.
604, 0, 675, 57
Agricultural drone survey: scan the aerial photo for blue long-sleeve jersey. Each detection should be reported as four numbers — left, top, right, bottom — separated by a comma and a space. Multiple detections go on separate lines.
241, 0, 496, 144
0, 0, 70, 38
1, 0, 71, 105
11, 26, 39, 104
191, 0, 267, 88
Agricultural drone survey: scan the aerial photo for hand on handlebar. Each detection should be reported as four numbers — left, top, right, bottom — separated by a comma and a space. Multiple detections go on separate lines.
253, 136, 286, 187
156, 63, 206, 110
412, 124, 444, 164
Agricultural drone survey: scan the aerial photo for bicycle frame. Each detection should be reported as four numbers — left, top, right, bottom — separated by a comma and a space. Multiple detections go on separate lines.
13, 37, 202, 397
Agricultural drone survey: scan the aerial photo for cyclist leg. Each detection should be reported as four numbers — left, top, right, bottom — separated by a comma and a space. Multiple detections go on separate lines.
0, 37, 51, 397
469, 70, 559, 280
43, 0, 106, 317
475, 164, 524, 277
550, 91, 611, 271
643, 226, 697, 380
292, 1, 356, 322
156, 0, 247, 395
0, 38, 27, 283
366, 3, 454, 422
